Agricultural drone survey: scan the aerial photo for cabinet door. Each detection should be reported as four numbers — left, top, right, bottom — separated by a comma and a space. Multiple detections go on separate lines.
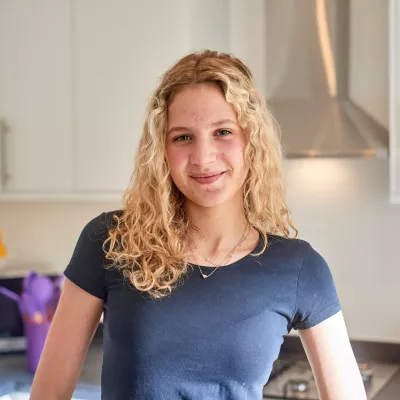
0, 0, 73, 192
73, 0, 191, 193
390, 0, 400, 203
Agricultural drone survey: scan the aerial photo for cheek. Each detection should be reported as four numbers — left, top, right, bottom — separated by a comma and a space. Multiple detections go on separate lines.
224, 139, 246, 163
166, 147, 187, 175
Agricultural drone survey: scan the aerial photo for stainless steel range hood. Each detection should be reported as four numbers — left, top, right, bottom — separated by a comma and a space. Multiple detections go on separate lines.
265, 0, 388, 158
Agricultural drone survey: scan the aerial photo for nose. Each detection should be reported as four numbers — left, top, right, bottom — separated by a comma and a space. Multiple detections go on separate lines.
189, 137, 217, 166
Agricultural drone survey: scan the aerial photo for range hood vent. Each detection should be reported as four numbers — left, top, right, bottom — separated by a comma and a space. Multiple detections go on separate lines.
265, 0, 388, 158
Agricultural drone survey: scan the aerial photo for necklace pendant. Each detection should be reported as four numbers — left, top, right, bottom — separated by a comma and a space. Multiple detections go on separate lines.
201, 273, 208, 279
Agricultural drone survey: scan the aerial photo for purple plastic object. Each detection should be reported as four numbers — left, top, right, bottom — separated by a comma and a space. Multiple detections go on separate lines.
31, 276, 55, 316
21, 291, 43, 319
54, 274, 65, 291
0, 271, 66, 374
24, 319, 51, 373
29, 275, 54, 303
23, 273, 65, 374
0, 286, 20, 302
23, 271, 37, 293
0, 286, 31, 318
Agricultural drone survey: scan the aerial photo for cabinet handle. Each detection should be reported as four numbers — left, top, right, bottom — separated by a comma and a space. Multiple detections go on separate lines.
0, 118, 11, 189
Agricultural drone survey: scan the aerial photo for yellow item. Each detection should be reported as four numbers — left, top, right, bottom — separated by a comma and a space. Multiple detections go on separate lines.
0, 230, 7, 258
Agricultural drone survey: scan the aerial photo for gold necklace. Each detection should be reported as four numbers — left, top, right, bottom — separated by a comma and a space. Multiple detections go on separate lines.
189, 223, 250, 279
198, 224, 251, 267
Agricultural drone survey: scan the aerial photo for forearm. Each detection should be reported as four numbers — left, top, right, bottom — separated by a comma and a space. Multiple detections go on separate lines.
30, 346, 83, 400
316, 359, 367, 400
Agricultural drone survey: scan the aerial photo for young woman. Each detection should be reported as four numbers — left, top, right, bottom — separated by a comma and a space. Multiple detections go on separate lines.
31, 50, 366, 399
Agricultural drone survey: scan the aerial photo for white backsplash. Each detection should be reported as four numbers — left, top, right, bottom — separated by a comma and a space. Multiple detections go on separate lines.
0, 158, 399, 343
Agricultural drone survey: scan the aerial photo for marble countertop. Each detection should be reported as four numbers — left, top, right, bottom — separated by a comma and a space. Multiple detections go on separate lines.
0, 340, 102, 399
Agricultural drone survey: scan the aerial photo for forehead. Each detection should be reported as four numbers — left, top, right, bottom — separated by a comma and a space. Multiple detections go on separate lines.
167, 83, 238, 127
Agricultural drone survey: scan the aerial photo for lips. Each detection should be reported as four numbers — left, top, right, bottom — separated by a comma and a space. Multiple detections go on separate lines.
191, 172, 224, 178
191, 171, 226, 184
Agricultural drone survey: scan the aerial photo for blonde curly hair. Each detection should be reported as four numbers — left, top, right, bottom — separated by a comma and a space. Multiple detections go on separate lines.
103, 50, 298, 299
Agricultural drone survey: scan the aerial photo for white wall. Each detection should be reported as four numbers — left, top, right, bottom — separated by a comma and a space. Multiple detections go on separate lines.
285, 158, 400, 343
1, 158, 399, 343
190, 0, 230, 51
0, 201, 120, 271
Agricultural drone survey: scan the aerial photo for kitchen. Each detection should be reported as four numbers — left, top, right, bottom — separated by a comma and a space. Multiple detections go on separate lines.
1, 0, 400, 399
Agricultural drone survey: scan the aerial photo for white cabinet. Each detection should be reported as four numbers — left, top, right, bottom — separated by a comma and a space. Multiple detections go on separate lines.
0, 0, 277, 198
73, 0, 191, 193
390, 0, 400, 203
0, 0, 73, 193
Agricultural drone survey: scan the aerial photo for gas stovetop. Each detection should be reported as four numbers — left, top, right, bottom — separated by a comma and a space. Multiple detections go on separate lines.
263, 359, 400, 399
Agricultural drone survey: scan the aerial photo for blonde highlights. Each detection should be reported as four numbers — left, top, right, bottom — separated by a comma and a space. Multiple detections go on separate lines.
103, 50, 298, 299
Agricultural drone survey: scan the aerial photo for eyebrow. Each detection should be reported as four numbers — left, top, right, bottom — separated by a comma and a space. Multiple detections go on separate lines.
167, 119, 239, 136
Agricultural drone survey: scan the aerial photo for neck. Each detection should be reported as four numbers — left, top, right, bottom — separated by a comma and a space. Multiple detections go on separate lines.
185, 198, 249, 255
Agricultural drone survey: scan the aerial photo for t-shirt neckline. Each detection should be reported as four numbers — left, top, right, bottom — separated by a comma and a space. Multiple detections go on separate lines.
190, 230, 264, 271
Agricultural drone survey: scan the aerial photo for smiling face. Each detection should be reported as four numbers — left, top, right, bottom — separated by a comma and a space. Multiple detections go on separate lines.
165, 83, 249, 208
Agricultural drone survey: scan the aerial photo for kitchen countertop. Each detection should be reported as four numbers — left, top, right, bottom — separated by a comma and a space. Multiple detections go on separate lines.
0, 340, 102, 399
373, 369, 400, 400
1, 337, 399, 399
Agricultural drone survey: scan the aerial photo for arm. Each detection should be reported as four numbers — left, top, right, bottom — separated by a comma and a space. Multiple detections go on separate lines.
30, 277, 104, 400
298, 311, 367, 400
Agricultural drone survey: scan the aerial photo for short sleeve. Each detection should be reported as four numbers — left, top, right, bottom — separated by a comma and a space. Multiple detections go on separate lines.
63, 212, 110, 299
291, 242, 342, 330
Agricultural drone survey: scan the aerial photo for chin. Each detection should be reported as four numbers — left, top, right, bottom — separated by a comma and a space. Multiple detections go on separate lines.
190, 197, 228, 208
184, 189, 238, 209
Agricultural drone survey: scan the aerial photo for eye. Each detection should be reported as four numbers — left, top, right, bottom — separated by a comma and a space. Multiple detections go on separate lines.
173, 135, 191, 142
216, 129, 232, 137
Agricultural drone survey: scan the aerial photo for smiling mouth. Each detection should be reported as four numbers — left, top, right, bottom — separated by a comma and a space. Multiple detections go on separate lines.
191, 172, 226, 184
191, 172, 223, 178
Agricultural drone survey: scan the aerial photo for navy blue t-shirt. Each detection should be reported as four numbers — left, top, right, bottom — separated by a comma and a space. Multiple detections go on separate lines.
64, 211, 342, 400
